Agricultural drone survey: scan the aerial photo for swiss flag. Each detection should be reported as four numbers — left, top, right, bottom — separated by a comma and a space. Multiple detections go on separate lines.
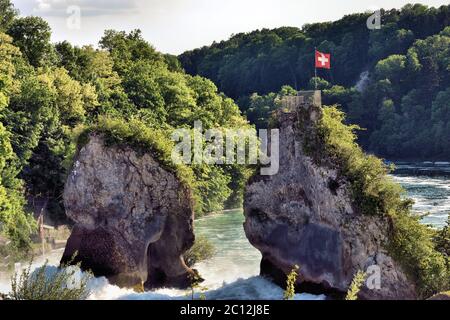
315, 50, 331, 69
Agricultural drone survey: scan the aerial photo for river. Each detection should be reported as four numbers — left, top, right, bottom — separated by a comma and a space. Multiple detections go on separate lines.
0, 166, 448, 299
392, 163, 450, 228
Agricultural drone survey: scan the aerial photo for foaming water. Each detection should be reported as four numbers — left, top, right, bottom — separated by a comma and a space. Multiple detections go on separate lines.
1, 168, 448, 299
115, 210, 324, 300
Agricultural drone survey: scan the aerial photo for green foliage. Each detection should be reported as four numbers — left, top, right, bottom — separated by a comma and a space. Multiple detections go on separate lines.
317, 106, 405, 216
283, 265, 299, 300
180, 5, 450, 99
0, 32, 35, 250
180, 5, 450, 160
374, 54, 407, 82
7, 16, 56, 67
0, 2, 252, 239
365, 27, 450, 159
0, 32, 20, 111
389, 209, 449, 297
0, 0, 18, 32
99, 29, 162, 75
345, 271, 366, 301
8, 259, 93, 300
194, 165, 232, 214
314, 106, 449, 298
223, 164, 254, 209
309, 77, 331, 90
163, 54, 184, 73
434, 215, 450, 260
184, 235, 216, 267
240, 85, 297, 129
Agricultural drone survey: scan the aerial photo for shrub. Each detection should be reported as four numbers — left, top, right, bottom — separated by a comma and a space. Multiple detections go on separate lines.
389, 210, 449, 297
283, 265, 299, 300
184, 235, 215, 267
434, 215, 450, 259
8, 259, 93, 300
315, 106, 406, 217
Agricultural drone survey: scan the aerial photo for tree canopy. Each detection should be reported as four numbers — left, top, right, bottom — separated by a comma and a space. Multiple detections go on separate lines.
0, 1, 252, 255
180, 4, 450, 159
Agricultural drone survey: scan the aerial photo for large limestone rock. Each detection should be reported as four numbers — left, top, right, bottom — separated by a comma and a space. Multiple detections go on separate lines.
244, 91, 417, 300
61, 134, 195, 289
428, 292, 450, 300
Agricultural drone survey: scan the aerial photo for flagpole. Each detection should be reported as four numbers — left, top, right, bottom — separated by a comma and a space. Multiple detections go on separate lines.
314, 47, 317, 90
315, 66, 317, 90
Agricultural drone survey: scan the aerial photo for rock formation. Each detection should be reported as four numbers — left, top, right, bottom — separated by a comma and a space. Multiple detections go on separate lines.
61, 134, 195, 289
244, 91, 417, 300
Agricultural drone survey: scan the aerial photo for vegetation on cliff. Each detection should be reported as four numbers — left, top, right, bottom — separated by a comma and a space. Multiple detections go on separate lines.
310, 105, 449, 297
77, 116, 196, 191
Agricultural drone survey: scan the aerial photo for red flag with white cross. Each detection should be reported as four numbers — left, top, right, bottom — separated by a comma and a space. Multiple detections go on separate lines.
315, 50, 331, 69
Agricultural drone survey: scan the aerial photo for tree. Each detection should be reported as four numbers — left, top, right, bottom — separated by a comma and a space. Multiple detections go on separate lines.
0, 32, 19, 110
0, 33, 35, 249
163, 54, 184, 73
99, 29, 162, 74
241, 86, 296, 129
178, 5, 450, 160
8, 16, 55, 67
0, 122, 35, 249
374, 55, 407, 82
0, 0, 17, 32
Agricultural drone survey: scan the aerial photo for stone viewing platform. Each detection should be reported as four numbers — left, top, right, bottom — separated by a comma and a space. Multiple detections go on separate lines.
281, 90, 322, 112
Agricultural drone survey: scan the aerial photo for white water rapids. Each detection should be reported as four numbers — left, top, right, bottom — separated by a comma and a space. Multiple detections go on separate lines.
0, 166, 448, 300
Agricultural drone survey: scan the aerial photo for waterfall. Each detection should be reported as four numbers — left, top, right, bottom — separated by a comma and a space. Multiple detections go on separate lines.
355, 71, 370, 92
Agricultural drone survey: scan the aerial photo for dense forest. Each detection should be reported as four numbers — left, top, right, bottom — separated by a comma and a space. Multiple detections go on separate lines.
0, 0, 251, 255
179, 3, 450, 159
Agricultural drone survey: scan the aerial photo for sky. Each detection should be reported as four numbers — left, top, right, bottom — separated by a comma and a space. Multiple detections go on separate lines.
11, 0, 450, 54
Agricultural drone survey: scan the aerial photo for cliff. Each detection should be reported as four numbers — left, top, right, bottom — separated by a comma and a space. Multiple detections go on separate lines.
244, 91, 418, 299
61, 134, 195, 289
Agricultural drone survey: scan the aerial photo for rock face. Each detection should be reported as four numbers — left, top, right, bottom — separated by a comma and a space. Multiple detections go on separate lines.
61, 134, 195, 289
428, 292, 450, 300
244, 91, 417, 300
